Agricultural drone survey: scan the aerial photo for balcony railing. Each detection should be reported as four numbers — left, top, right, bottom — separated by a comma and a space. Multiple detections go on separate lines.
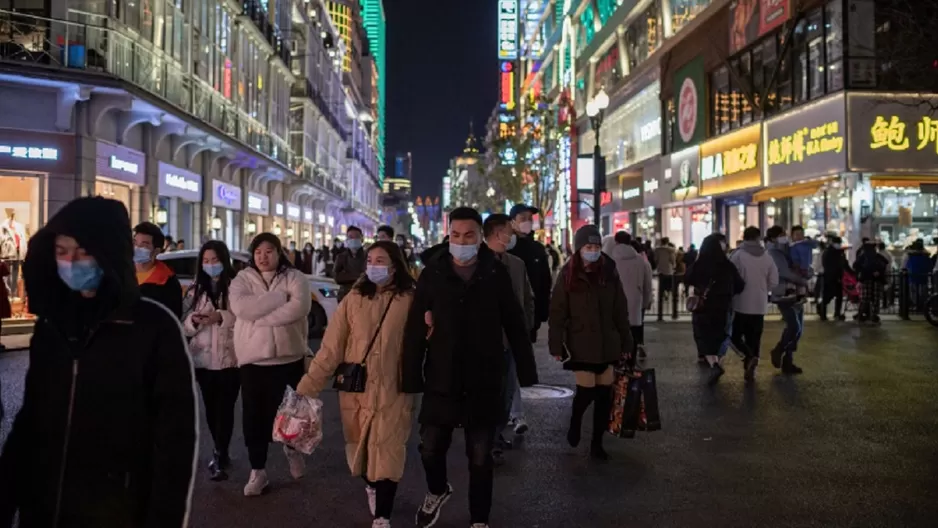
0, 9, 292, 167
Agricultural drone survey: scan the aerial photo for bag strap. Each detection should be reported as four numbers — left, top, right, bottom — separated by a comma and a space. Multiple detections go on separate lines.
360, 296, 395, 365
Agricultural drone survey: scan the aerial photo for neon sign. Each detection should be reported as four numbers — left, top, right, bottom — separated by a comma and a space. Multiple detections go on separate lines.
621, 187, 641, 200
109, 155, 138, 175
768, 120, 844, 166
498, 0, 518, 60
0, 145, 58, 160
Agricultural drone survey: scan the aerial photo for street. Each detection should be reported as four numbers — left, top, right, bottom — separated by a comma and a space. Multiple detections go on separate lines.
2, 322, 938, 527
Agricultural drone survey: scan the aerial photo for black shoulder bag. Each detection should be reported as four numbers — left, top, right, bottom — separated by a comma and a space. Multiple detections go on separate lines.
333, 297, 395, 393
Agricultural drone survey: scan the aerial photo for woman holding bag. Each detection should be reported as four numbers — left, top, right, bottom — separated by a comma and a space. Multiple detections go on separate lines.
297, 241, 415, 528
183, 240, 239, 482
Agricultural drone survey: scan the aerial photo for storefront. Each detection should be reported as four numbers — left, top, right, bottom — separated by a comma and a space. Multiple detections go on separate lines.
662, 145, 711, 249
95, 142, 145, 225
156, 162, 203, 245
0, 128, 76, 322
579, 81, 662, 177
638, 157, 664, 241
211, 179, 242, 251
699, 124, 763, 243
246, 191, 269, 247
302, 208, 315, 247
285, 202, 301, 244
316, 212, 328, 247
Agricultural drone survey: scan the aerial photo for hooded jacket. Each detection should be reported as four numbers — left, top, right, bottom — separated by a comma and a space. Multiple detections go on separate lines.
604, 241, 653, 327
730, 241, 779, 315
0, 197, 197, 528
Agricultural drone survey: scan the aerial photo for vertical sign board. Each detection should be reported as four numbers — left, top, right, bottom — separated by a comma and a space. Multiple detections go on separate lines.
673, 56, 707, 151
500, 61, 515, 110
498, 0, 518, 60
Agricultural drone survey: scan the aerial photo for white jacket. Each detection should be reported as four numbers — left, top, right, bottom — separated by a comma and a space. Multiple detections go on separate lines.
606, 242, 653, 327
183, 292, 237, 370
229, 267, 311, 366
730, 241, 780, 315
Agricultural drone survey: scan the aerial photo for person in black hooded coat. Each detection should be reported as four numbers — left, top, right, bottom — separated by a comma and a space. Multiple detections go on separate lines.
0, 197, 198, 528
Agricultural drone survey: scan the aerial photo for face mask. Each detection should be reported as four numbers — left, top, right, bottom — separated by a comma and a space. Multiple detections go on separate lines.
832, 243, 842, 250
133, 246, 153, 264
581, 250, 601, 263
450, 242, 480, 262
203, 262, 224, 278
505, 233, 518, 251
397, 240, 405, 247
776, 236, 789, 245
57, 259, 103, 291
720, 242, 728, 251
366, 265, 390, 285
517, 221, 533, 235
290, 244, 297, 251
346, 239, 362, 251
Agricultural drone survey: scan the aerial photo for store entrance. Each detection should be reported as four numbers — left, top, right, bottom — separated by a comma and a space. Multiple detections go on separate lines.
1, 173, 42, 322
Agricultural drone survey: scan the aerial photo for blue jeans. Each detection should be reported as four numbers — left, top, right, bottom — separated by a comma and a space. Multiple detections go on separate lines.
496, 349, 523, 438
777, 303, 804, 357
718, 310, 734, 357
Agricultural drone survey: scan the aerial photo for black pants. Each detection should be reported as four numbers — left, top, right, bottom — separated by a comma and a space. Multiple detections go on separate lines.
819, 281, 843, 318
730, 312, 765, 358
630, 325, 644, 355
195, 368, 241, 457
419, 423, 496, 524
364, 478, 399, 520
240, 360, 305, 470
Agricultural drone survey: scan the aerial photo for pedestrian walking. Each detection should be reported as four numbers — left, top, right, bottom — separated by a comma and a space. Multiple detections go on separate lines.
229, 233, 311, 496
685, 233, 745, 384
376, 224, 395, 242
402, 207, 537, 528
550, 225, 634, 459
903, 239, 932, 310
183, 240, 240, 482
604, 231, 653, 359
508, 203, 552, 342
819, 236, 850, 320
854, 239, 889, 323
729, 227, 779, 381
133, 221, 183, 317
334, 226, 366, 302
766, 226, 808, 374
654, 237, 677, 295
298, 241, 416, 528
0, 196, 197, 527
298, 242, 315, 274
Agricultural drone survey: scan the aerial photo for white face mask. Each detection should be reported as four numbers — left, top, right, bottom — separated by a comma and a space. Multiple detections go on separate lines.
776, 236, 789, 245
517, 221, 533, 235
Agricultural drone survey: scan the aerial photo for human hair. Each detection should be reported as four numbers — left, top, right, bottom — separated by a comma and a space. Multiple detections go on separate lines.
354, 241, 416, 298
660, 236, 670, 245
449, 206, 483, 227
743, 226, 762, 241
377, 225, 394, 238
191, 240, 236, 309
133, 221, 165, 251
248, 232, 292, 273
766, 225, 785, 240
482, 213, 511, 238
791, 225, 804, 235
347, 225, 363, 236
614, 231, 632, 245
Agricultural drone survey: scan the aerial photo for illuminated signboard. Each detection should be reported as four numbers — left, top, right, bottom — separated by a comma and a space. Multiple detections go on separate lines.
158, 162, 202, 202
847, 93, 938, 172
286, 202, 301, 221
500, 61, 515, 109
247, 192, 269, 215
599, 191, 613, 207
621, 187, 641, 200
0, 145, 58, 160
764, 94, 847, 185
644, 178, 659, 194
521, 0, 545, 58
498, 0, 518, 60
699, 124, 762, 196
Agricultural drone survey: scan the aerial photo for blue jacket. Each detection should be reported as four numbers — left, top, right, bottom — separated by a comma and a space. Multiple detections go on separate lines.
789, 239, 817, 273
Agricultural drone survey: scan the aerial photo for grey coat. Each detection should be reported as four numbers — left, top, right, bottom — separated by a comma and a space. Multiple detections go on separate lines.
496, 251, 535, 331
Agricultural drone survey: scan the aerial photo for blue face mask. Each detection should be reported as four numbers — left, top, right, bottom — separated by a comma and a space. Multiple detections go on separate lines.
346, 238, 363, 251
133, 246, 153, 264
450, 242, 480, 262
203, 262, 224, 278
581, 250, 601, 263
57, 259, 103, 291
366, 265, 391, 285
506, 234, 518, 251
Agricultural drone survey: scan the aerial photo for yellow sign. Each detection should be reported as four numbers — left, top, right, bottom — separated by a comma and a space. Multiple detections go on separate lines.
699, 124, 762, 196
869, 114, 938, 153
768, 121, 844, 166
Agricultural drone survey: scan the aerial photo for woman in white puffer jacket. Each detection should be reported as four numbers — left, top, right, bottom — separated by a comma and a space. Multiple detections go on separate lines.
229, 233, 311, 497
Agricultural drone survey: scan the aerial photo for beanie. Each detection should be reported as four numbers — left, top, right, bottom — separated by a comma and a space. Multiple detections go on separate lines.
574, 225, 602, 252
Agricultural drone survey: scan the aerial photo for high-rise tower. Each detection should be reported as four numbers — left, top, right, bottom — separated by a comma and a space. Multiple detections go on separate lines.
360, 0, 387, 184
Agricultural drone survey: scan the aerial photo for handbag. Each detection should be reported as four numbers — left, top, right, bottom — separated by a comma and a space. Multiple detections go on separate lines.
685, 280, 713, 313
332, 297, 395, 393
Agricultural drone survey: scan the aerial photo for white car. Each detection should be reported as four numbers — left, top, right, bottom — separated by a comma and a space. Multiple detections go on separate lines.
157, 249, 339, 338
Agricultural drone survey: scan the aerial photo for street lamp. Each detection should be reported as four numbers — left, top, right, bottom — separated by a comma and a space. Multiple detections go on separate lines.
586, 87, 610, 229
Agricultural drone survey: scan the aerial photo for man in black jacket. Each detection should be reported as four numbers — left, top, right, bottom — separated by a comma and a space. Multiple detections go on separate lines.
132, 222, 183, 318
403, 207, 537, 528
0, 196, 198, 528
507, 203, 552, 342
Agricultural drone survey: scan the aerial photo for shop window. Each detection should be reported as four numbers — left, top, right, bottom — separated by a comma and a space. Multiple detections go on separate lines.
626, 1, 662, 70
761, 37, 778, 113
776, 31, 793, 110
739, 52, 754, 124
806, 10, 824, 99
793, 19, 808, 104
728, 58, 742, 129
825, 0, 844, 92
1, 174, 41, 321
751, 43, 764, 119
669, 0, 713, 35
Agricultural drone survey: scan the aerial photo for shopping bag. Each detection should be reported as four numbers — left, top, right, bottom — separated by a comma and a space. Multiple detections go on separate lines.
638, 368, 661, 432
272, 386, 324, 455
607, 369, 643, 438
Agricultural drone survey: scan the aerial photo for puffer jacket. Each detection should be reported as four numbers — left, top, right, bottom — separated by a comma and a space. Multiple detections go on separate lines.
297, 289, 415, 482
606, 242, 653, 327
183, 292, 237, 370
730, 241, 780, 315
229, 267, 310, 366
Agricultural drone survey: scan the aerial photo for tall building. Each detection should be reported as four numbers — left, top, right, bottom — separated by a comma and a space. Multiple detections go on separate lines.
360, 0, 387, 183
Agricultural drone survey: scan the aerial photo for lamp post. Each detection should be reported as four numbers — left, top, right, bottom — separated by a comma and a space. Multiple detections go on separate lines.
586, 87, 610, 230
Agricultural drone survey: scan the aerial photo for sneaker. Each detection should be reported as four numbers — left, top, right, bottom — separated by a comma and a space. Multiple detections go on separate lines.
366, 485, 377, 516
283, 445, 306, 480
470, 524, 490, 528
415, 484, 453, 528
208, 452, 229, 482
835, 314, 846, 321
372, 518, 391, 528
512, 417, 529, 435
707, 363, 725, 386
781, 360, 804, 375
243, 469, 269, 496
743, 357, 759, 382
637, 344, 648, 359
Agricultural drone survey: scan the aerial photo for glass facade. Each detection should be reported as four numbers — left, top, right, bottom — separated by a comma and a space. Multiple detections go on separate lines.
667, 0, 713, 35
625, 1, 662, 70
579, 82, 662, 174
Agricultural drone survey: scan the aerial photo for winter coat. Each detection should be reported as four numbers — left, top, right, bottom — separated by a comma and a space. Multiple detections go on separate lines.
654, 245, 677, 275
183, 291, 237, 370
334, 248, 367, 301
729, 241, 780, 315
0, 197, 196, 528
767, 243, 807, 301
822, 248, 851, 284
607, 243, 653, 327
495, 250, 535, 331
548, 255, 634, 370
684, 258, 745, 315
789, 239, 817, 275
229, 266, 311, 366
856, 249, 890, 283
297, 290, 414, 482
138, 260, 183, 318
903, 250, 933, 285
509, 234, 553, 324
401, 244, 537, 427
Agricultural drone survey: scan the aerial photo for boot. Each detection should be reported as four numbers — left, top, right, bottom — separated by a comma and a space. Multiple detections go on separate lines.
590, 386, 612, 461
781, 354, 803, 375
567, 386, 594, 448
208, 451, 229, 481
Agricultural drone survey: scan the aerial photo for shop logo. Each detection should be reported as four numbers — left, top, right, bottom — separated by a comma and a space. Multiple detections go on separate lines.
275, 203, 284, 215
165, 173, 199, 192
304, 210, 313, 222
644, 178, 659, 194
287, 205, 301, 219
640, 117, 662, 142
701, 143, 758, 181
679, 159, 692, 187
0, 145, 58, 160
621, 187, 641, 200
248, 194, 264, 211
678, 77, 698, 143
216, 184, 240, 206
109, 155, 138, 175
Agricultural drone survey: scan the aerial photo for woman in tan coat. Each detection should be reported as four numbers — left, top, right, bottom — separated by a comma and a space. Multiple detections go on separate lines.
297, 241, 415, 528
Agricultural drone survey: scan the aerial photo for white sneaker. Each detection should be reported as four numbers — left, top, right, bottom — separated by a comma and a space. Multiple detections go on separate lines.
512, 417, 529, 435
283, 445, 306, 480
366, 485, 377, 516
372, 519, 391, 528
243, 469, 269, 496
470, 524, 490, 528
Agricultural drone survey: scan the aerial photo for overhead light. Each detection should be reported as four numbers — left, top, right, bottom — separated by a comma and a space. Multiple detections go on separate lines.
303, 230, 310, 239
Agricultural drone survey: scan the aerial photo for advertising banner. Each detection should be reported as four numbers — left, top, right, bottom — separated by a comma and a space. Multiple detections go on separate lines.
847, 93, 938, 173
699, 124, 762, 196
764, 93, 847, 185
96, 142, 145, 186
618, 172, 644, 212
157, 162, 202, 202
669, 146, 700, 201
673, 56, 706, 150
729, 0, 792, 54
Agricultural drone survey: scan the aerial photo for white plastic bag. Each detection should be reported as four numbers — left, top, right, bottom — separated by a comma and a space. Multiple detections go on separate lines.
272, 387, 324, 455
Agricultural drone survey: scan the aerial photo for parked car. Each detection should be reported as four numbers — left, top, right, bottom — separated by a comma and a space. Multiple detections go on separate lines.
157, 250, 339, 338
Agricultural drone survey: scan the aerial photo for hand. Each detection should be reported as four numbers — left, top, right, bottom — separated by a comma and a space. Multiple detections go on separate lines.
424, 311, 434, 339
551, 355, 563, 362
192, 314, 208, 325
205, 312, 223, 325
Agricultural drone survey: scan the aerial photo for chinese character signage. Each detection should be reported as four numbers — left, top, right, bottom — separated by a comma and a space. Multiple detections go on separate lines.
699, 124, 762, 196
500, 62, 515, 109
764, 94, 847, 185
673, 56, 706, 150
0, 128, 75, 174
729, 0, 791, 54
498, 0, 518, 60
847, 93, 938, 172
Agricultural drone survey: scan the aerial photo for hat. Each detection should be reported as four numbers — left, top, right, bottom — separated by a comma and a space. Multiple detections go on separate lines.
574, 225, 603, 252
509, 203, 539, 219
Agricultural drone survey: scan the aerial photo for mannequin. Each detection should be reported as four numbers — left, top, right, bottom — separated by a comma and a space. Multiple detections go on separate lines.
1, 208, 28, 306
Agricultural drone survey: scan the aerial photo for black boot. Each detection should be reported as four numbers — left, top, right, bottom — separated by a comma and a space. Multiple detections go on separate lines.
567, 386, 594, 448
590, 386, 612, 461
781, 354, 803, 375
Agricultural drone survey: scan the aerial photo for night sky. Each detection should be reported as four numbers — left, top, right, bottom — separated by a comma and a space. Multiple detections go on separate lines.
385, 0, 499, 199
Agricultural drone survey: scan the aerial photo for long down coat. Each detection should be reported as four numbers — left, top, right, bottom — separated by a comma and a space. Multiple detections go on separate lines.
297, 289, 415, 482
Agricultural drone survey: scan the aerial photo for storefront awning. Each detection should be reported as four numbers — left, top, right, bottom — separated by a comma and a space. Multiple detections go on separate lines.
870, 176, 938, 188
752, 180, 829, 202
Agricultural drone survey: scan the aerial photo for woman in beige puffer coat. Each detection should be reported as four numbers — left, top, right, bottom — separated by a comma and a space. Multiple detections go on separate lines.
297, 241, 415, 528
